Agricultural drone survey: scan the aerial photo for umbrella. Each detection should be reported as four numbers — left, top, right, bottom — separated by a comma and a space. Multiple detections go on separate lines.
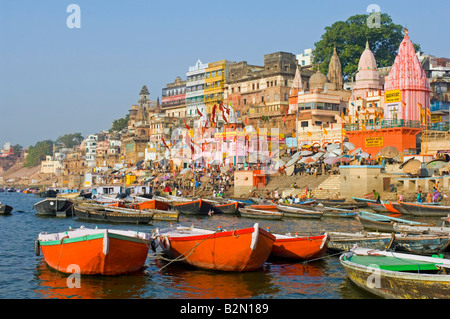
343, 142, 355, 151
351, 148, 363, 156
299, 150, 313, 156
331, 149, 341, 156
304, 157, 316, 164
402, 159, 422, 174
286, 165, 295, 176
380, 146, 399, 159
426, 159, 447, 169
326, 144, 340, 152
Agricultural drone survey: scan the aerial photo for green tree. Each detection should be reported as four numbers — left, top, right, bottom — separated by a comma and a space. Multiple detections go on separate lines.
313, 13, 420, 80
11, 144, 23, 156
24, 140, 54, 167
56, 133, 84, 148
110, 114, 130, 133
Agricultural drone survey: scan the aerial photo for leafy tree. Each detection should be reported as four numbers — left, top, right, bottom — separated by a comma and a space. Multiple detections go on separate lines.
56, 133, 84, 148
110, 114, 130, 133
24, 140, 54, 167
313, 13, 420, 80
11, 144, 23, 156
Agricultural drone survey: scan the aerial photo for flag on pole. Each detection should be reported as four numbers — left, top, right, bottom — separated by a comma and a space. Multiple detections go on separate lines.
307, 131, 312, 137
161, 137, 171, 150
426, 107, 431, 117
323, 128, 328, 135
184, 119, 190, 130
196, 107, 203, 117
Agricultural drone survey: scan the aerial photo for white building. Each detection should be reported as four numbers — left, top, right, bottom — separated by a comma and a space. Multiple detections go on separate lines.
40, 155, 62, 174
186, 59, 208, 117
296, 49, 313, 67
85, 135, 98, 168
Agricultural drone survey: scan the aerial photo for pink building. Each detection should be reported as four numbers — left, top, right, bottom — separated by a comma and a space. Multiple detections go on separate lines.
384, 29, 431, 123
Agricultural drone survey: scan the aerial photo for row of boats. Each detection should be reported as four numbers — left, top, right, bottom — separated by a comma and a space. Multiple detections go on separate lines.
7, 189, 450, 298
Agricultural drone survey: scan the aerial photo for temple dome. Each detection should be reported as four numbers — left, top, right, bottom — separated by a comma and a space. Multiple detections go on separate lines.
353, 42, 382, 98
309, 70, 328, 91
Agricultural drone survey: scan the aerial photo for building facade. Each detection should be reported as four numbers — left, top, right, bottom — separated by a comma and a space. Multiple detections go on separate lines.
186, 60, 208, 117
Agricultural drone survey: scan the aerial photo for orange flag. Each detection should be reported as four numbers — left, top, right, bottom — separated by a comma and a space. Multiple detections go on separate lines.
307, 131, 312, 137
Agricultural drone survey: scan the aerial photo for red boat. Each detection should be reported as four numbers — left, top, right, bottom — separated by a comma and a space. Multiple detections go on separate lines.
37, 227, 151, 275
271, 233, 329, 260
152, 223, 275, 271
109, 199, 170, 211
250, 205, 278, 211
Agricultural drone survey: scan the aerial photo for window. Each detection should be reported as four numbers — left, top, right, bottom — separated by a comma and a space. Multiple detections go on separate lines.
244, 99, 247, 105
284, 93, 288, 101
301, 121, 309, 127
274, 94, 278, 101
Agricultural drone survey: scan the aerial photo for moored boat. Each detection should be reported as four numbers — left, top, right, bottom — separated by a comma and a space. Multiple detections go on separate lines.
352, 197, 378, 205
173, 199, 214, 215
381, 201, 402, 214
213, 201, 240, 214
250, 204, 278, 211
328, 232, 394, 252
399, 202, 450, 217
36, 226, 151, 275
238, 207, 284, 220
271, 233, 329, 260
0, 203, 13, 215
356, 210, 430, 233
367, 202, 389, 213
340, 247, 450, 299
152, 223, 275, 271
34, 198, 74, 217
73, 205, 154, 224
276, 204, 323, 219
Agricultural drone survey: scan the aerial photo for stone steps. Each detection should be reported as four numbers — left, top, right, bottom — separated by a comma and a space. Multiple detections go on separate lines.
313, 175, 341, 199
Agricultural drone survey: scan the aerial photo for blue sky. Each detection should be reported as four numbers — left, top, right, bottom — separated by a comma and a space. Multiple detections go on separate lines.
1, 0, 449, 147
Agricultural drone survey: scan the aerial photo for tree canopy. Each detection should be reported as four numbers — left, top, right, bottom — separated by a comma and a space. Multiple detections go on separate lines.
24, 140, 54, 167
110, 114, 129, 133
313, 13, 420, 80
56, 133, 84, 149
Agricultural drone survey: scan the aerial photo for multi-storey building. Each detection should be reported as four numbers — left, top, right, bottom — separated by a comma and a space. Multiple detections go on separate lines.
186, 60, 208, 117
224, 52, 302, 136
161, 77, 186, 118
204, 60, 234, 116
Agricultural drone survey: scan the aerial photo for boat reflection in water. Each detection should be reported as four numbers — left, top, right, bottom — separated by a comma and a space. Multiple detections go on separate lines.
34, 260, 149, 299
154, 258, 277, 299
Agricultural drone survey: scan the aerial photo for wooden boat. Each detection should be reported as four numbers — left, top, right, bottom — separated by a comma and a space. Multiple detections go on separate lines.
340, 247, 450, 299
213, 201, 240, 214
250, 204, 278, 211
34, 198, 74, 217
390, 233, 450, 255
381, 201, 402, 214
173, 199, 214, 215
399, 202, 450, 217
271, 233, 329, 260
73, 205, 154, 224
35, 190, 57, 198
393, 222, 450, 236
356, 211, 430, 233
276, 205, 323, 219
328, 232, 394, 252
315, 198, 346, 203
0, 203, 13, 215
36, 226, 151, 275
152, 223, 275, 271
367, 202, 389, 213
111, 199, 170, 211
352, 197, 378, 205
57, 192, 81, 199
238, 208, 284, 220
319, 206, 358, 218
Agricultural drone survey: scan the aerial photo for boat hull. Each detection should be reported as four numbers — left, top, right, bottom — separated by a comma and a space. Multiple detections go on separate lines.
160, 225, 275, 271
34, 198, 74, 217
38, 229, 150, 275
130, 199, 170, 211
328, 232, 393, 252
238, 208, 284, 220
399, 202, 450, 217
173, 199, 214, 215
0, 204, 13, 215
271, 234, 329, 260
214, 201, 239, 214
340, 251, 450, 299
73, 206, 153, 224
277, 205, 323, 219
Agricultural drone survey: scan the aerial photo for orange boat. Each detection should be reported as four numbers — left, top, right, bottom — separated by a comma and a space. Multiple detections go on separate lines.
108, 199, 170, 211
36, 226, 151, 275
381, 201, 401, 214
271, 233, 329, 260
152, 223, 275, 271
250, 205, 278, 211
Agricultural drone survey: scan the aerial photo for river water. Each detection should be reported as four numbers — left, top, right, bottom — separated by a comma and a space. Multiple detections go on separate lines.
0, 191, 380, 300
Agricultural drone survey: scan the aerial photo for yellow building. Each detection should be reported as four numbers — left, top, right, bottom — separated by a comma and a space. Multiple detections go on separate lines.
204, 60, 233, 115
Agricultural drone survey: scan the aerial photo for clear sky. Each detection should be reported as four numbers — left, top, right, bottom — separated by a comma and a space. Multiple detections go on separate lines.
1, 0, 449, 148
